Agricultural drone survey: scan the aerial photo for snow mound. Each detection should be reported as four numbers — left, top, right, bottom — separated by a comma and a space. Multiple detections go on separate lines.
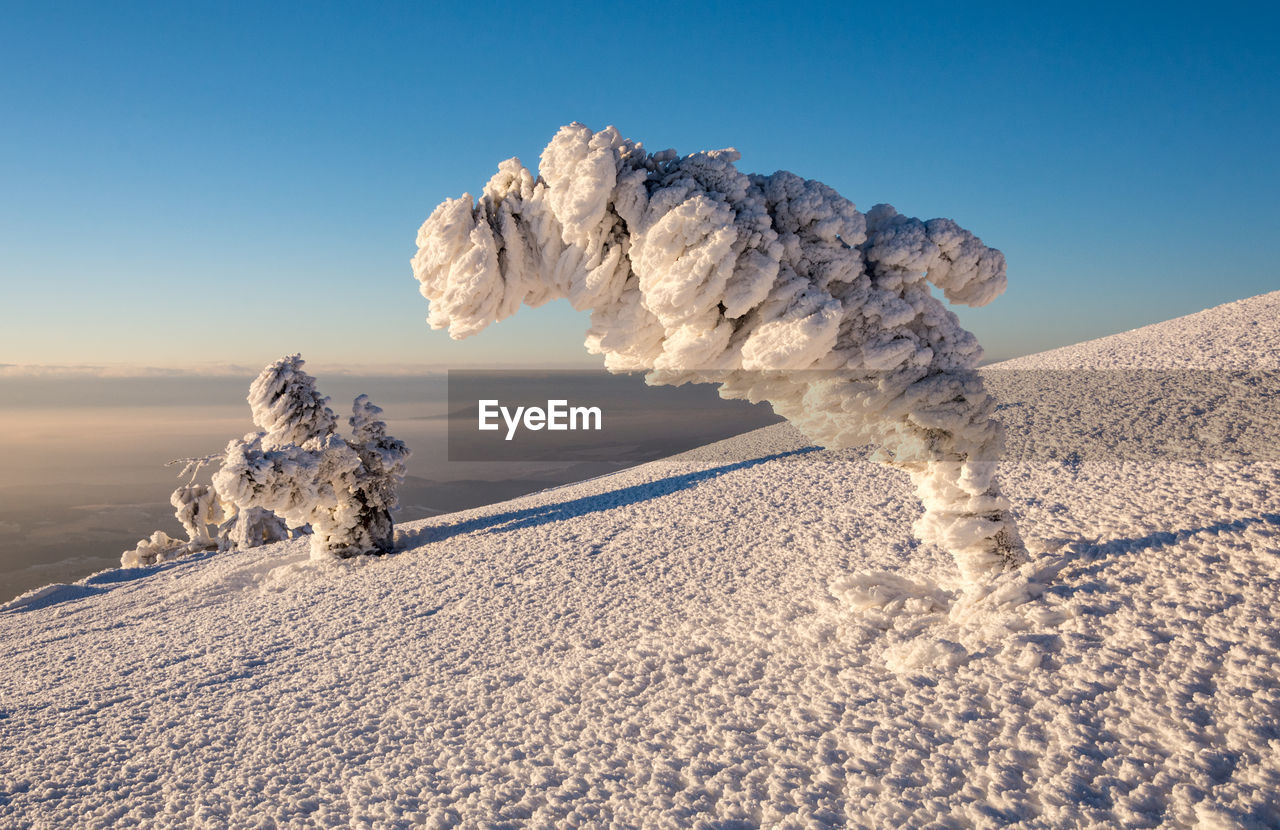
1, 294, 1278, 826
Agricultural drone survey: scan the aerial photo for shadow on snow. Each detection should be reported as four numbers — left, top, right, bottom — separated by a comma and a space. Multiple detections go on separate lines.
2, 550, 219, 614
398, 448, 820, 549
1087, 512, 1280, 558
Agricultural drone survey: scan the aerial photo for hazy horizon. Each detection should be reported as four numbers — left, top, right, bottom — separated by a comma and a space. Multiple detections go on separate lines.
0, 372, 783, 600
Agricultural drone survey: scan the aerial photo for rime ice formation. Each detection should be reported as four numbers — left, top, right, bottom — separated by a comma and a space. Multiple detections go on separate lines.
120, 452, 294, 569
413, 124, 1023, 580
219, 507, 289, 551
118, 355, 410, 568
348, 394, 411, 552
213, 355, 411, 560
121, 480, 225, 568
119, 530, 188, 568
170, 484, 220, 546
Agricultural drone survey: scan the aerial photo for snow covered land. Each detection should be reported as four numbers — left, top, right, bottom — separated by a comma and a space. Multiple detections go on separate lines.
2, 292, 1279, 827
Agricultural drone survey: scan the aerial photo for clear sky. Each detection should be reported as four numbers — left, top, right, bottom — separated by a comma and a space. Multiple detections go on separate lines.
2, 0, 1277, 372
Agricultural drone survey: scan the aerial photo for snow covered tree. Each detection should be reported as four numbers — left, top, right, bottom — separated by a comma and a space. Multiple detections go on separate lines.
170, 483, 220, 546
120, 453, 291, 567
412, 124, 1025, 584
347, 394, 411, 553
218, 506, 289, 551
245, 352, 339, 447
168, 454, 288, 551
212, 355, 411, 560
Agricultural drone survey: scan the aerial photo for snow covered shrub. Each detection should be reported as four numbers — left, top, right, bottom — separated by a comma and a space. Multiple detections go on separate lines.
169, 455, 289, 552
120, 460, 232, 567
412, 124, 1025, 583
212, 355, 410, 560
170, 483, 220, 546
347, 394, 411, 553
218, 506, 289, 551
121, 530, 188, 568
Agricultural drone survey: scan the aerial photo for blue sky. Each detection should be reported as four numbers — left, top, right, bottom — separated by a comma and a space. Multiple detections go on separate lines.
2, 0, 1277, 370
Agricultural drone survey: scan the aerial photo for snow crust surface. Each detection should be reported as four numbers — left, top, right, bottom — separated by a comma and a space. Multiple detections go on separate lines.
2, 293, 1279, 828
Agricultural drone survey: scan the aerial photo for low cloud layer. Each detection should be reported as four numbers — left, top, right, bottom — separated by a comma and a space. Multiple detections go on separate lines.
0, 363, 457, 379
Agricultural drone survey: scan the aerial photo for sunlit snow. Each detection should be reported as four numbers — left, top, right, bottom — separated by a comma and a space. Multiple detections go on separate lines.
1, 293, 1277, 826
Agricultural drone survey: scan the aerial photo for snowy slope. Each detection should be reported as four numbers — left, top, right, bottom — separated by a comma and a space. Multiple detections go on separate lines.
2, 294, 1279, 828
995, 291, 1280, 370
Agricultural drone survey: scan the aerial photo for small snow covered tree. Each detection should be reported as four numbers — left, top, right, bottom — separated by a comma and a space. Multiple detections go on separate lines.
170, 454, 288, 551
120, 454, 290, 567
218, 506, 289, 551
212, 355, 411, 560
170, 483, 220, 546
347, 394, 411, 553
412, 124, 1026, 585
121, 463, 220, 567
121, 530, 188, 568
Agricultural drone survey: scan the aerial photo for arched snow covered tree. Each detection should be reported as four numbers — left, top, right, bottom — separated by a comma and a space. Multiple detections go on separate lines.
412, 124, 1025, 583
212, 355, 411, 560
170, 483, 220, 547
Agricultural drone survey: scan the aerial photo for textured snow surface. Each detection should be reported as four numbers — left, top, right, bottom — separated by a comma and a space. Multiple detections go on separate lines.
995, 291, 1280, 371
2, 293, 1280, 828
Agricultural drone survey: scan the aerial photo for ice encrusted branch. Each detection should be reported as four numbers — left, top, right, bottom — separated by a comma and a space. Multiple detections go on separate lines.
411, 124, 1025, 582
